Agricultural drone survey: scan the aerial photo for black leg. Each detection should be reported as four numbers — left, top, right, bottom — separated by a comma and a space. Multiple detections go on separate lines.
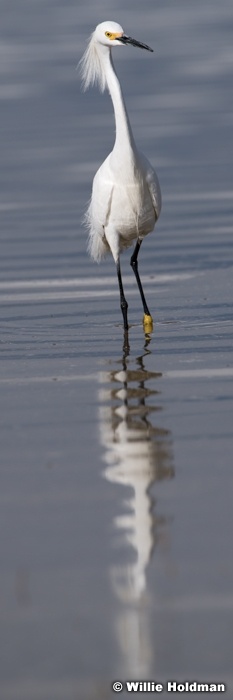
116, 258, 128, 331
130, 240, 151, 317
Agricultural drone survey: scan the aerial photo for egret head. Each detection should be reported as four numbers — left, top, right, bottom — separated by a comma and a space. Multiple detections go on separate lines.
94, 21, 125, 47
94, 21, 153, 52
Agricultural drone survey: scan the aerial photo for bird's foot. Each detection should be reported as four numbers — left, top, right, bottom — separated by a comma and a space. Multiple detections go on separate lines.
143, 313, 153, 334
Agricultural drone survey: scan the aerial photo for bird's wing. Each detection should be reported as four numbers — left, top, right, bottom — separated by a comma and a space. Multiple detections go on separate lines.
146, 168, 162, 220
139, 152, 162, 220
86, 158, 117, 262
91, 158, 114, 230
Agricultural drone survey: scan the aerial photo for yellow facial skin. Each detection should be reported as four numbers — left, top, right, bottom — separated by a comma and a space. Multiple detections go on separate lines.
105, 31, 123, 41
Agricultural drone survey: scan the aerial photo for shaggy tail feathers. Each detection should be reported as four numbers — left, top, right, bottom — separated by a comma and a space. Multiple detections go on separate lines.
84, 203, 109, 263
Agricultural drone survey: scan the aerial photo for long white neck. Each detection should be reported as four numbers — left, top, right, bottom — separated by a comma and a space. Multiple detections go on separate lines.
101, 47, 136, 158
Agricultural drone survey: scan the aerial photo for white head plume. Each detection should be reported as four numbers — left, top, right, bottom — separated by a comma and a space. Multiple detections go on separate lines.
79, 21, 124, 93
79, 32, 107, 93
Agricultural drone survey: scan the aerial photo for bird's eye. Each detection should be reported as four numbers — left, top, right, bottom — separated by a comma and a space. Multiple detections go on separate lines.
105, 31, 111, 38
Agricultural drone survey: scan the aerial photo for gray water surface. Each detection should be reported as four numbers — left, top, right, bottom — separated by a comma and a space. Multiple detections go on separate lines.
1, 1, 233, 698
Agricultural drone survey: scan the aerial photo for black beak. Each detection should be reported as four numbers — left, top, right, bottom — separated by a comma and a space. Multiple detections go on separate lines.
117, 34, 153, 52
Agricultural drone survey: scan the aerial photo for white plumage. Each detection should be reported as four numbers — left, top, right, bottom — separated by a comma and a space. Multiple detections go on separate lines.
80, 21, 161, 333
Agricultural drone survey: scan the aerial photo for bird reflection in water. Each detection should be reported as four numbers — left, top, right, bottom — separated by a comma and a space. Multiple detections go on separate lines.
98, 341, 174, 677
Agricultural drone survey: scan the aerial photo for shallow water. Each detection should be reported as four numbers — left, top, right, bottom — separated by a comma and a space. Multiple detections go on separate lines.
1, 1, 233, 698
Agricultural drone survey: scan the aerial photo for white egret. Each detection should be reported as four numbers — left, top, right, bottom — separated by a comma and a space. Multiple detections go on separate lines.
80, 21, 161, 333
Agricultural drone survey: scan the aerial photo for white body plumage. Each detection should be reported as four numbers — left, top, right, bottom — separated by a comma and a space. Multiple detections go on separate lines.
87, 148, 161, 263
